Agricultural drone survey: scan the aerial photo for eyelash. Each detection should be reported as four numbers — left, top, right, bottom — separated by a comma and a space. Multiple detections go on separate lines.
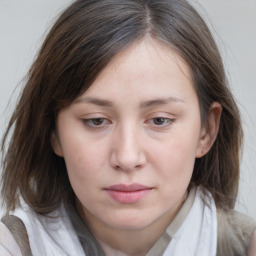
82, 118, 111, 129
82, 117, 174, 129
147, 117, 174, 127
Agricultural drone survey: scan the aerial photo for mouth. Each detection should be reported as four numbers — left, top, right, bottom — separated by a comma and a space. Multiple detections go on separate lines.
104, 183, 153, 204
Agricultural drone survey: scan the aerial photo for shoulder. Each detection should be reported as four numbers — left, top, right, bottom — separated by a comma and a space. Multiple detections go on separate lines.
0, 221, 22, 256
1, 214, 33, 256
217, 209, 256, 256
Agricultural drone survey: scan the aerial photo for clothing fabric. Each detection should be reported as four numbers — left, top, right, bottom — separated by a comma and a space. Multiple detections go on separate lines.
1, 204, 85, 256
138, 186, 197, 256
217, 209, 256, 256
1, 215, 31, 255
0, 221, 22, 256
0, 187, 255, 256
162, 187, 217, 256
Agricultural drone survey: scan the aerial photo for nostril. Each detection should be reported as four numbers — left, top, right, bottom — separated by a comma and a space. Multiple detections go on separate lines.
110, 149, 146, 172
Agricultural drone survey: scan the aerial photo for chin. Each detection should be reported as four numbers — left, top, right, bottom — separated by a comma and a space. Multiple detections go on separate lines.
106, 214, 154, 231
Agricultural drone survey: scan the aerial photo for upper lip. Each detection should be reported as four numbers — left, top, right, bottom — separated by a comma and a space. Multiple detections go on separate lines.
104, 183, 152, 192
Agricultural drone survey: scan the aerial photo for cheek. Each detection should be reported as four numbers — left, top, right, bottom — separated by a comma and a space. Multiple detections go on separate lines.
61, 137, 107, 183
150, 129, 200, 183
62, 142, 106, 204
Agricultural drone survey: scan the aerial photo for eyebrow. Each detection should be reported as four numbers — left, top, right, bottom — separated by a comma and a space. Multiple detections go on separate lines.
140, 97, 185, 108
75, 97, 114, 107
75, 96, 184, 108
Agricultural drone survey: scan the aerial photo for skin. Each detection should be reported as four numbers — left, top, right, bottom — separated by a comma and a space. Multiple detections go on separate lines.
52, 38, 221, 256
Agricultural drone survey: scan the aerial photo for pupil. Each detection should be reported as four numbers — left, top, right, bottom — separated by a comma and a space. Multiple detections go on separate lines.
154, 118, 165, 125
93, 118, 103, 125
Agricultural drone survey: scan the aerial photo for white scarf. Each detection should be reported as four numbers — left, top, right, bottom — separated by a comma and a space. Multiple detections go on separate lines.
163, 188, 217, 256
12, 204, 84, 256
12, 187, 217, 256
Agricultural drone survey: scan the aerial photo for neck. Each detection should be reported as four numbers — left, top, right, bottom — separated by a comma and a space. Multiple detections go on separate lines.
76, 192, 188, 256
86, 212, 172, 256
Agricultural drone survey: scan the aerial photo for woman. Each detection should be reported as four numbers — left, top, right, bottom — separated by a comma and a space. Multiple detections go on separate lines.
1, 0, 255, 255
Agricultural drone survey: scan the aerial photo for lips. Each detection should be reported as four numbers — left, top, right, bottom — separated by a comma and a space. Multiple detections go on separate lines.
106, 183, 150, 192
104, 183, 153, 204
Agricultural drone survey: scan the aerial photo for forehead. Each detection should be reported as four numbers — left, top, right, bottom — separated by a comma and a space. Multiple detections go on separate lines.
78, 38, 196, 104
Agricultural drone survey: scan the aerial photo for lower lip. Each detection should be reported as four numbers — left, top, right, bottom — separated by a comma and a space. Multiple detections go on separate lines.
105, 189, 152, 204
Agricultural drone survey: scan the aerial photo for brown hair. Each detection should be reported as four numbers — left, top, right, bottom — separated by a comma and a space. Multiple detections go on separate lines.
1, 0, 242, 215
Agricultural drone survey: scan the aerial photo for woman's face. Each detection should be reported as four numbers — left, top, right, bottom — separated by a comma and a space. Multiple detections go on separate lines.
53, 38, 207, 232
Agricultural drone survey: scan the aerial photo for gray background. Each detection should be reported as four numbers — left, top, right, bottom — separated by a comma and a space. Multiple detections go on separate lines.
0, 0, 255, 219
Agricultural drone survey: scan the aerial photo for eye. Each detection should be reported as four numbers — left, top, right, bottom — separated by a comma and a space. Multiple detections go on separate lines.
150, 117, 172, 126
82, 118, 111, 128
145, 116, 175, 130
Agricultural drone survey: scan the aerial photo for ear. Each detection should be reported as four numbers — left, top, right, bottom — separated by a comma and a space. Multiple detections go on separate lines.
51, 131, 64, 157
196, 102, 222, 158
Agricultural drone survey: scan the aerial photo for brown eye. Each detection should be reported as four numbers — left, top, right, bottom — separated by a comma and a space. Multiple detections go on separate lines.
82, 118, 111, 128
91, 118, 105, 126
152, 118, 170, 126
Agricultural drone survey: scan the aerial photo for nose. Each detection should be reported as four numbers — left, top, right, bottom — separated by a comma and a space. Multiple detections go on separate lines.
110, 124, 146, 172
